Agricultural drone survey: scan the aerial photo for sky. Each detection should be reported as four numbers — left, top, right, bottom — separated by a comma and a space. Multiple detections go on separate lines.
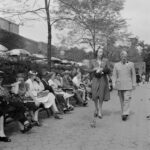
19, 0, 150, 45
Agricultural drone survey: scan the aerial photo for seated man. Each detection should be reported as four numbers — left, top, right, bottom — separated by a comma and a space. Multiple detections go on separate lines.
0, 71, 32, 142
11, 73, 41, 126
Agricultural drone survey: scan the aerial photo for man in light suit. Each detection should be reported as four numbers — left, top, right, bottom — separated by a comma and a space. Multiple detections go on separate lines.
113, 51, 136, 121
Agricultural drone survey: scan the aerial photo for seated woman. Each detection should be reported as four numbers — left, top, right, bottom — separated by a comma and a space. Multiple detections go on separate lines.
48, 72, 74, 110
11, 73, 41, 126
41, 71, 70, 113
72, 72, 88, 105
25, 71, 62, 120
62, 71, 87, 106
0, 71, 32, 142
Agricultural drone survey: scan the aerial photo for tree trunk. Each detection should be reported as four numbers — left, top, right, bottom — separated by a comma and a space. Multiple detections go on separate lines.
45, 0, 51, 71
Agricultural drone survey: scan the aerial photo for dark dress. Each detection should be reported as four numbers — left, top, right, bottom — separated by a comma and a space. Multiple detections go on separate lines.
90, 58, 111, 102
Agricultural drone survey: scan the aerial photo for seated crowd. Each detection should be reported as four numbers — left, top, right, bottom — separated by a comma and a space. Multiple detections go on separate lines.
0, 68, 91, 142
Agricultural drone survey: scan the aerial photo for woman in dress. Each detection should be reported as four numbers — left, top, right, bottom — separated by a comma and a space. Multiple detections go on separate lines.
90, 48, 111, 119
48, 72, 74, 110
25, 71, 62, 122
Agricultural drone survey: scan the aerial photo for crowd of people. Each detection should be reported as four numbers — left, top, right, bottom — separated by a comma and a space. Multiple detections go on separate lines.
1, 47, 145, 141
0, 67, 91, 142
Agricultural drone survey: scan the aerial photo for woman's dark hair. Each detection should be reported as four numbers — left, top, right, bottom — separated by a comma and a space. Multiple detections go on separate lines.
95, 48, 106, 59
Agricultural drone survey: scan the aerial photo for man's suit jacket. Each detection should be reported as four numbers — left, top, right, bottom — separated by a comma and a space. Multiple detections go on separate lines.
113, 61, 136, 90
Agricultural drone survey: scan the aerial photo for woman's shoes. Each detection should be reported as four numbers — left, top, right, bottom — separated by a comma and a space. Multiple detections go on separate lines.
98, 115, 102, 119
94, 113, 98, 118
67, 105, 74, 111
31, 120, 41, 127
146, 115, 150, 119
83, 101, 88, 107
0, 136, 11, 142
20, 123, 32, 133
63, 107, 70, 113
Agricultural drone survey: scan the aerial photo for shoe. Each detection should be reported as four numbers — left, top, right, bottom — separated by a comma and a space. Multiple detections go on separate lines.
98, 115, 102, 119
31, 120, 41, 127
0, 137, 11, 142
68, 106, 74, 111
63, 108, 70, 113
20, 123, 32, 133
146, 115, 150, 119
122, 115, 128, 121
94, 113, 98, 118
54, 114, 63, 119
83, 101, 88, 107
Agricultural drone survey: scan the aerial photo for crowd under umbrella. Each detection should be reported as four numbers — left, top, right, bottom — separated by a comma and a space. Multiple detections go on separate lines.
0, 44, 8, 52
0, 44, 8, 58
32, 53, 47, 64
6, 49, 31, 57
32, 53, 47, 59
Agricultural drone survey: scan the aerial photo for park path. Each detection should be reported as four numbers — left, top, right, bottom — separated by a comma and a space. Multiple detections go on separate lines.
1, 83, 150, 150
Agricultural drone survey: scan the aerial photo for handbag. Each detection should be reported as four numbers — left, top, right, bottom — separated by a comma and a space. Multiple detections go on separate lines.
37, 90, 49, 98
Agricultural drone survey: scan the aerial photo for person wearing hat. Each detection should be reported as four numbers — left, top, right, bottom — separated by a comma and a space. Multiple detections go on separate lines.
11, 72, 41, 126
112, 50, 136, 121
26, 70, 62, 122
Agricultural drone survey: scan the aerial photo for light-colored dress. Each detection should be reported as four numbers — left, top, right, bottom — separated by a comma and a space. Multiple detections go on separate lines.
48, 79, 73, 99
26, 79, 56, 108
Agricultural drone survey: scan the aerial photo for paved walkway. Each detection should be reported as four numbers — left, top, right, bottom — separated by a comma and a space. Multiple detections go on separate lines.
1, 84, 150, 150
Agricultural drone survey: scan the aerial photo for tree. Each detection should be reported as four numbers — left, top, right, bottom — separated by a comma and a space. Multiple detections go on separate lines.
55, 0, 128, 58
0, 0, 66, 70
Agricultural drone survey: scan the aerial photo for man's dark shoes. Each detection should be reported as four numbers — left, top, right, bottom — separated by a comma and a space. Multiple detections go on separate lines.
54, 114, 63, 119
0, 137, 11, 142
146, 115, 150, 119
122, 115, 128, 121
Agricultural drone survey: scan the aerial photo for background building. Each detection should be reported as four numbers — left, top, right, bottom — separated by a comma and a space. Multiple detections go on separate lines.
0, 17, 19, 34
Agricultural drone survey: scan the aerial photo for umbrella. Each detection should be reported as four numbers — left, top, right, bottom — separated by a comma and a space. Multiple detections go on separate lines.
32, 54, 47, 59
0, 44, 8, 52
7, 49, 31, 56
51, 57, 62, 63
51, 57, 61, 61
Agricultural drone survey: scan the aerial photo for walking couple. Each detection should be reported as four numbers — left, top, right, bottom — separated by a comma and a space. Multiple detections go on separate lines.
89, 48, 136, 127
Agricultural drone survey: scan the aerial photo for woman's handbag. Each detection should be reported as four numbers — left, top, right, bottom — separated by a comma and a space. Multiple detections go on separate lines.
37, 90, 49, 98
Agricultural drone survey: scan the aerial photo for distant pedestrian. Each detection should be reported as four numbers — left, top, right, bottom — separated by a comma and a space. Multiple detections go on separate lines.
136, 71, 141, 86
141, 73, 146, 84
